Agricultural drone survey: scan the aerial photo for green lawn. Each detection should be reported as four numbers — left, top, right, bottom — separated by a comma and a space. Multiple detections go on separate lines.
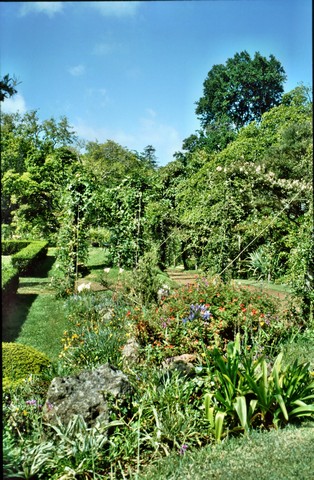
2, 248, 67, 361
136, 423, 314, 480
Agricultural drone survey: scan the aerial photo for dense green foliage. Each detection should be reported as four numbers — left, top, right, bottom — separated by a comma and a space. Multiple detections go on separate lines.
2, 342, 51, 390
195, 51, 286, 130
0, 73, 19, 101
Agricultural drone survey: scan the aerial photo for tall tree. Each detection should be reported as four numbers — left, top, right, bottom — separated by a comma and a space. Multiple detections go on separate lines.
195, 51, 287, 130
0, 74, 20, 101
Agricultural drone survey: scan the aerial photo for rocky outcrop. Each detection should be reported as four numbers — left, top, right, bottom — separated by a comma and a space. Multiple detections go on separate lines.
43, 363, 132, 428
162, 354, 197, 376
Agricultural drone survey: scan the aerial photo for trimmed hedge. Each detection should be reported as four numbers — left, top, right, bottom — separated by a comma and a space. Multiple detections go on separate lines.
2, 342, 51, 390
1, 264, 19, 300
1, 240, 30, 255
1, 240, 49, 299
10, 240, 49, 274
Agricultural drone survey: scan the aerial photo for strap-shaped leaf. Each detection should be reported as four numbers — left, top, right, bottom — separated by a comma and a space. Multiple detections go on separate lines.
215, 411, 226, 442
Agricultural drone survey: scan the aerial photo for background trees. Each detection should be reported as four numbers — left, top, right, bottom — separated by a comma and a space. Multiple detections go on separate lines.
1, 111, 79, 240
1, 55, 312, 313
195, 51, 287, 130
0, 74, 20, 101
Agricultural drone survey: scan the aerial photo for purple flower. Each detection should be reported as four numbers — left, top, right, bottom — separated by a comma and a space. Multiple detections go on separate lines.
26, 399, 37, 406
179, 444, 188, 455
45, 401, 53, 411
183, 304, 212, 323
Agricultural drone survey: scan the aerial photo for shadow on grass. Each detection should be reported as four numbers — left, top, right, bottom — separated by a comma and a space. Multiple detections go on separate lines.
87, 264, 109, 271
22, 255, 56, 279
2, 292, 38, 342
2, 252, 57, 342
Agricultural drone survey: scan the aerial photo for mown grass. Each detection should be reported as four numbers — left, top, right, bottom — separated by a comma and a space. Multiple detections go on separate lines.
136, 423, 314, 480
2, 248, 68, 361
234, 278, 292, 294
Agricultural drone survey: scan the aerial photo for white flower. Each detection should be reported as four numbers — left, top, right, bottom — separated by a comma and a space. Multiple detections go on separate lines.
216, 166, 223, 171
77, 282, 91, 293
119, 268, 124, 274
103, 267, 111, 273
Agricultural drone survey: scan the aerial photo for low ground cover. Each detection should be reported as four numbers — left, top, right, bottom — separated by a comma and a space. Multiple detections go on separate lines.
2, 247, 313, 479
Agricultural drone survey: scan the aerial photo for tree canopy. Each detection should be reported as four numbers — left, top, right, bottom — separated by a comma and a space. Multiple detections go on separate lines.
195, 51, 287, 130
0, 74, 20, 101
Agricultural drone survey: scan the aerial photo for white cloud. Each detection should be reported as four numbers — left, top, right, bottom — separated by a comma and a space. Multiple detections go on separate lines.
68, 64, 86, 76
137, 111, 182, 163
92, 43, 115, 56
73, 110, 182, 166
19, 2, 64, 17
85, 88, 110, 108
146, 108, 157, 119
88, 1, 141, 17
1, 93, 27, 114
73, 119, 135, 147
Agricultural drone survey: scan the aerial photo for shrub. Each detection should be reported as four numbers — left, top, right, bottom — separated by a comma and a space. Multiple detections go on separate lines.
121, 251, 167, 307
1, 240, 30, 255
58, 290, 131, 372
131, 276, 298, 362
2, 342, 51, 390
1, 264, 19, 300
204, 335, 314, 441
11, 240, 48, 274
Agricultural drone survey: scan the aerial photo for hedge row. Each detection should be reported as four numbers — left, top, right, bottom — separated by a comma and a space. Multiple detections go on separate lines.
1, 240, 49, 299
10, 240, 49, 274
2, 264, 19, 301
1, 240, 30, 255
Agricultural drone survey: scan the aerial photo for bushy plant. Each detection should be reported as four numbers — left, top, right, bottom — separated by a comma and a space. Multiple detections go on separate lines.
104, 367, 208, 475
131, 276, 299, 363
2, 342, 51, 390
204, 335, 314, 441
121, 250, 168, 307
58, 290, 131, 371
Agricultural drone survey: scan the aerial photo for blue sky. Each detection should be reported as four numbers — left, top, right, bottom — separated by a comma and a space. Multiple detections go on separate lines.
1, 1, 312, 166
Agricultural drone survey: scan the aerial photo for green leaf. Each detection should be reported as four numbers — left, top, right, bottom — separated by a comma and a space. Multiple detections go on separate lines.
234, 396, 248, 431
274, 393, 289, 421
215, 411, 226, 443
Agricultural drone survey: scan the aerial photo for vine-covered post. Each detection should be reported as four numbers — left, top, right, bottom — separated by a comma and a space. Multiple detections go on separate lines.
53, 177, 91, 297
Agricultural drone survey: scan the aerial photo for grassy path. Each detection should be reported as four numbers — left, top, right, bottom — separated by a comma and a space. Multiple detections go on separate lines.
166, 266, 293, 305
2, 248, 67, 362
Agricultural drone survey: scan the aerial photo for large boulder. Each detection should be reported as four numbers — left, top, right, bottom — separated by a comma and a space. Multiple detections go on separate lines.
43, 363, 132, 428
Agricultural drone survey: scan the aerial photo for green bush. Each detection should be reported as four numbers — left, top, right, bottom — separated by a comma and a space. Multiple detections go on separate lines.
1, 264, 19, 299
11, 240, 48, 274
1, 240, 30, 255
204, 335, 314, 440
2, 342, 51, 390
131, 276, 296, 362
88, 226, 111, 247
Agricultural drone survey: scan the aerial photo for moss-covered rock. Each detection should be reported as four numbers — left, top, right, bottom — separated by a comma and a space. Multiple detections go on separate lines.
2, 342, 51, 390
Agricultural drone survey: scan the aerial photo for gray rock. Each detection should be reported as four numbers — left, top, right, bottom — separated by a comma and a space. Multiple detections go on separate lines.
43, 363, 132, 428
162, 354, 197, 376
122, 337, 140, 367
